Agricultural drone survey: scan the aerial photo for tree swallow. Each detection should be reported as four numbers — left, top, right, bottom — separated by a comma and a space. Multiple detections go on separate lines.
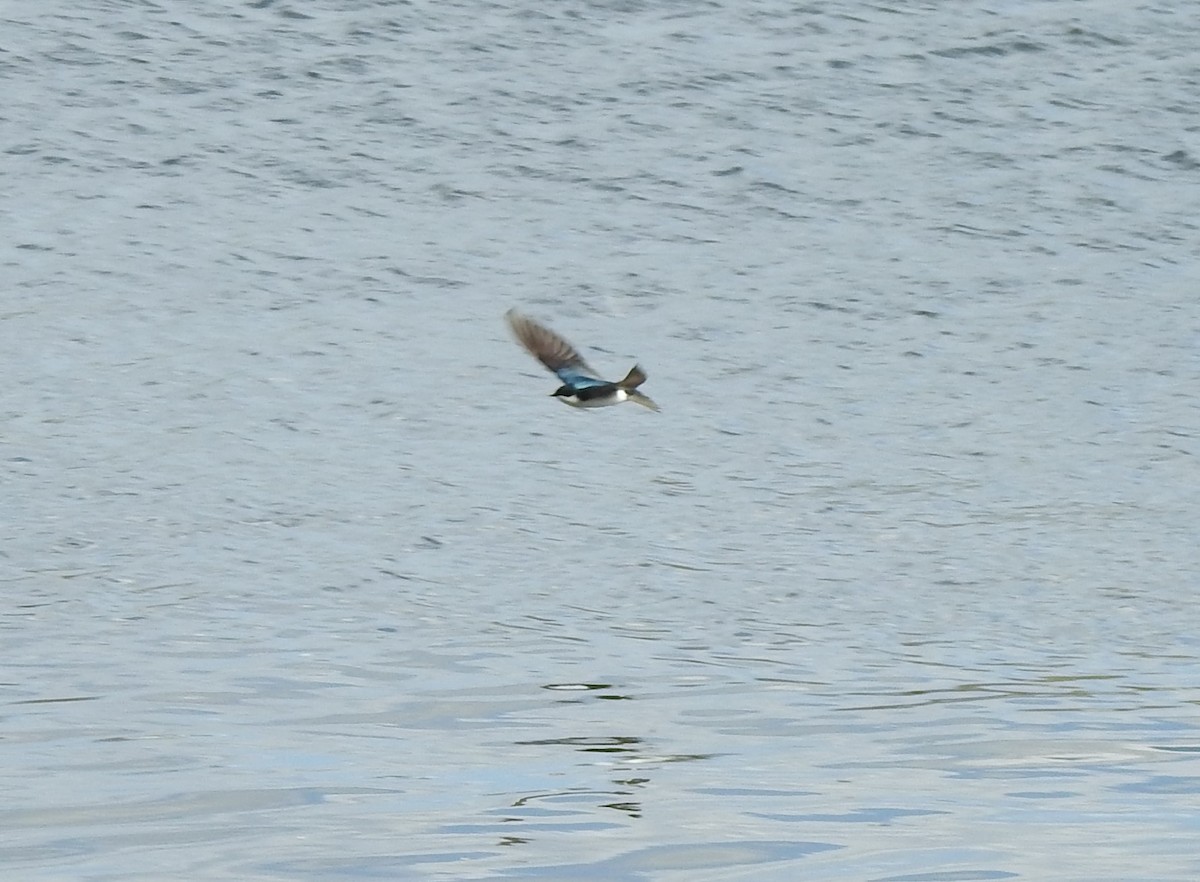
505, 309, 660, 411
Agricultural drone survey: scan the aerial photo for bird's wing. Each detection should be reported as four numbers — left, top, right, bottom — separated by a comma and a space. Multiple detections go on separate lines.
505, 309, 602, 384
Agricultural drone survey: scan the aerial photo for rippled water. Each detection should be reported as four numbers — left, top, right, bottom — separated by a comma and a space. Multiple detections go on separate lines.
4, 1, 1199, 880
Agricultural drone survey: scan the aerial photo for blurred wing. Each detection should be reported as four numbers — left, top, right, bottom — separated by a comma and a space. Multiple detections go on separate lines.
505, 309, 601, 383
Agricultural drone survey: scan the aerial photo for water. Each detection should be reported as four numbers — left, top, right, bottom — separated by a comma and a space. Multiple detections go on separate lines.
3, 1, 1199, 879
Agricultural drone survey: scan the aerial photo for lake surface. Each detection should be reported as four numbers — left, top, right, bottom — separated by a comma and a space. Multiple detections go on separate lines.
3, 1, 1199, 879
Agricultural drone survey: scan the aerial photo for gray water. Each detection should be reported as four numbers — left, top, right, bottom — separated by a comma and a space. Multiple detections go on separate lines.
3, 1, 1199, 880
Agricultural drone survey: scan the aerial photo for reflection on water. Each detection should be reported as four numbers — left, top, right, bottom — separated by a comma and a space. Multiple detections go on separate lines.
4, 0, 1200, 879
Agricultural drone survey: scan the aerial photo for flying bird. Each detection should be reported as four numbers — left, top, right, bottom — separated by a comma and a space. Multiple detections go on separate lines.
505, 309, 659, 411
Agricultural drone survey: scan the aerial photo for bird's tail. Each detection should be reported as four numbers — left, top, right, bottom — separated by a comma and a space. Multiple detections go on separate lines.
618, 365, 659, 411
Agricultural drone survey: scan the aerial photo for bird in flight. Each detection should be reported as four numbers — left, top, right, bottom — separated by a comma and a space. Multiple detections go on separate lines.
505, 309, 659, 411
